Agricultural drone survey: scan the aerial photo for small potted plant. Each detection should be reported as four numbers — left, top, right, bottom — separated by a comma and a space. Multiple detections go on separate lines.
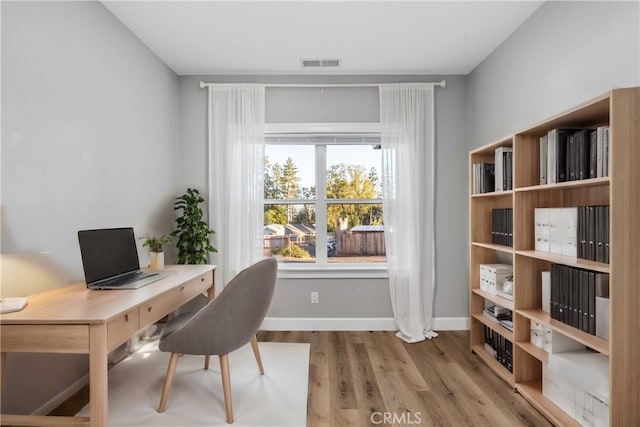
140, 233, 172, 270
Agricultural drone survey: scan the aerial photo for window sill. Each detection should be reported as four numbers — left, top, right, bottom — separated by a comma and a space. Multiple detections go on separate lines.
277, 263, 389, 279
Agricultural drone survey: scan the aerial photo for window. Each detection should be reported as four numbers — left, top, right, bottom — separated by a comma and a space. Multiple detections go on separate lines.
263, 124, 385, 265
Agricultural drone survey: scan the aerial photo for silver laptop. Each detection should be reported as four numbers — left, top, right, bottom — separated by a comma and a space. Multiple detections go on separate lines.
78, 227, 172, 290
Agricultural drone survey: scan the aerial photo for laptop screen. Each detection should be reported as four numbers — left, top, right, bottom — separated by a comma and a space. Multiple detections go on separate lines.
78, 228, 140, 284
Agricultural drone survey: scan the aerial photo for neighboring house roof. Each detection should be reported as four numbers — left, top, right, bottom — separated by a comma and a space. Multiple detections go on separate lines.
350, 225, 384, 232
264, 224, 316, 236
284, 224, 316, 235
264, 224, 285, 236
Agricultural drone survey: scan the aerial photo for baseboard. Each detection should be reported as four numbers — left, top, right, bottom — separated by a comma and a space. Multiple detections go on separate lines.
432, 317, 470, 330
33, 373, 89, 416
261, 317, 470, 331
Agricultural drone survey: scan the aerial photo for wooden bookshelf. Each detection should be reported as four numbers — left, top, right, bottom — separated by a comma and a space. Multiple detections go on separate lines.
471, 241, 514, 254
471, 313, 514, 342
517, 309, 609, 355
469, 87, 640, 426
514, 176, 609, 193
515, 250, 610, 273
469, 136, 515, 384
471, 345, 514, 387
516, 380, 580, 427
516, 341, 548, 364
471, 288, 514, 311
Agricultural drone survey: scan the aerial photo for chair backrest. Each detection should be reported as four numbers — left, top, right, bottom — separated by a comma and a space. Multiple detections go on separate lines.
159, 257, 278, 356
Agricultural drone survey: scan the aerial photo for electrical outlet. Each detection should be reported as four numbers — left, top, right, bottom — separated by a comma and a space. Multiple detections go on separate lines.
311, 291, 319, 304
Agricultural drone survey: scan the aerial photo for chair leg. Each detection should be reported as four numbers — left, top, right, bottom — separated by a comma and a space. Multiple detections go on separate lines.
204, 355, 210, 370
158, 353, 180, 413
250, 335, 265, 375
219, 354, 233, 424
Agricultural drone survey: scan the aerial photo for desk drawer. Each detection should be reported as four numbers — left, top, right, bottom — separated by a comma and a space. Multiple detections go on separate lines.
107, 308, 139, 351
1, 324, 89, 353
139, 270, 213, 326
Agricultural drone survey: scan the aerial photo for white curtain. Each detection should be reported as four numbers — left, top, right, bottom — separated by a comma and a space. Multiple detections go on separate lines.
207, 84, 265, 287
379, 83, 438, 343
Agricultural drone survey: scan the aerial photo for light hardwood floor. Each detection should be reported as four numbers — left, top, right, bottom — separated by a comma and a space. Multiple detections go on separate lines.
258, 330, 551, 427
50, 330, 552, 426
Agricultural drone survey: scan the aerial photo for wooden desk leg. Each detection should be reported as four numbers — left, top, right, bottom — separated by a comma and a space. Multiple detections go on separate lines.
89, 323, 108, 427
0, 352, 6, 398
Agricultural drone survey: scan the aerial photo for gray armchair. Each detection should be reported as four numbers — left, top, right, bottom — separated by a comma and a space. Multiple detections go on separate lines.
157, 257, 277, 424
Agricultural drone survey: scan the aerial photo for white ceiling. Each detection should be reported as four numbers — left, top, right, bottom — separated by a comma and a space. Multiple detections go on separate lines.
102, 1, 544, 76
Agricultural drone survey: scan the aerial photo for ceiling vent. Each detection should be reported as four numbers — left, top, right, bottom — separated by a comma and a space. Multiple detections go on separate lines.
300, 58, 342, 69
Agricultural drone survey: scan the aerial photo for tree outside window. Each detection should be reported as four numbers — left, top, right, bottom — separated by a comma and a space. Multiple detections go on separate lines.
264, 140, 385, 264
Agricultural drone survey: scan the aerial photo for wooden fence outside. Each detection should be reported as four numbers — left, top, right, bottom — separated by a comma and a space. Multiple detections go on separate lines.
336, 231, 386, 256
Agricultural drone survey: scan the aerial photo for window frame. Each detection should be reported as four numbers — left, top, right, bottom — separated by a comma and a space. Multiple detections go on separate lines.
264, 122, 387, 275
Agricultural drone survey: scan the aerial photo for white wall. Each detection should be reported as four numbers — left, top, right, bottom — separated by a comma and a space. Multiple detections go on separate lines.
468, 0, 640, 148
1, 1, 179, 414
178, 75, 470, 323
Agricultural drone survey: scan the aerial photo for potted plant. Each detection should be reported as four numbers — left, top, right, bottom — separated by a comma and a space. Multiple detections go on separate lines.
173, 188, 217, 264
140, 233, 172, 270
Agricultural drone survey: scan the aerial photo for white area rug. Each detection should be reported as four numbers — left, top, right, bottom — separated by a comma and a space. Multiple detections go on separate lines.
78, 341, 309, 426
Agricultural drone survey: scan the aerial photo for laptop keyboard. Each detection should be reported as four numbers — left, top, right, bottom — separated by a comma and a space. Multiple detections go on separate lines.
98, 271, 151, 288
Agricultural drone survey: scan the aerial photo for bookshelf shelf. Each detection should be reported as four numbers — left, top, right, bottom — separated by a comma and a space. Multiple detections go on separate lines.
515, 250, 610, 273
517, 309, 609, 355
516, 341, 548, 364
516, 92, 609, 137
471, 313, 514, 342
515, 380, 580, 427
471, 241, 514, 254
471, 190, 513, 198
470, 87, 640, 425
471, 288, 514, 311
514, 176, 609, 193
471, 345, 514, 387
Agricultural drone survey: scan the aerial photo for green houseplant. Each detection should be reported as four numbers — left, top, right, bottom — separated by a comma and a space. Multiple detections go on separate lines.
173, 188, 217, 264
140, 233, 172, 270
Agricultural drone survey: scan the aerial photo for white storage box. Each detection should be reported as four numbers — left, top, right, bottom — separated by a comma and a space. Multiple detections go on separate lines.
542, 271, 551, 313
560, 207, 578, 257
543, 363, 576, 419
536, 207, 577, 256
543, 351, 610, 427
535, 208, 551, 252
496, 276, 514, 300
542, 327, 584, 354
530, 321, 544, 348
596, 296, 609, 341
480, 264, 512, 295
549, 351, 609, 405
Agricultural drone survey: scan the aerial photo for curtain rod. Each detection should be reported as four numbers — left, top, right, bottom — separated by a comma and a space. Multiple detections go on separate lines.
199, 80, 446, 89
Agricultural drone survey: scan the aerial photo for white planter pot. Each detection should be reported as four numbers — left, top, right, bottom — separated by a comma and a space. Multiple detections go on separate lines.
150, 252, 164, 270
